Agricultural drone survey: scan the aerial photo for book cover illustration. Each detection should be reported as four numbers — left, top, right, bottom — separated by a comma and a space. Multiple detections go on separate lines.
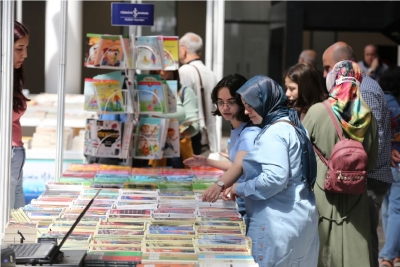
84, 33, 102, 67
83, 78, 101, 111
136, 36, 164, 70
137, 80, 166, 114
134, 117, 169, 159
162, 119, 180, 158
163, 36, 179, 70
93, 35, 127, 69
92, 120, 122, 158
93, 80, 125, 113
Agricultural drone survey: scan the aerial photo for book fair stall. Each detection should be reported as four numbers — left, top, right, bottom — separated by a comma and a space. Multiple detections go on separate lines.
1, 1, 258, 266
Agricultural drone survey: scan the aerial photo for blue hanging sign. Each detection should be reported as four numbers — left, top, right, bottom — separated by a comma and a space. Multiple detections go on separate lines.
111, 3, 154, 26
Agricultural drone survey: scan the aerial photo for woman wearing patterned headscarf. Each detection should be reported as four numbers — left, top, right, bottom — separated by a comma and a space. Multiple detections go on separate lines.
303, 60, 379, 267
204, 75, 319, 266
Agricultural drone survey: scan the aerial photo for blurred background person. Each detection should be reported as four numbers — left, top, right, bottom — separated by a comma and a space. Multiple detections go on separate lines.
11, 21, 31, 209
358, 44, 388, 82
379, 66, 400, 267
179, 32, 218, 155
298, 49, 326, 91
284, 62, 327, 120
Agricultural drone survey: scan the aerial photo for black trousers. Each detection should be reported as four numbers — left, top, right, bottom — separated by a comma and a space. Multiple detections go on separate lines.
191, 131, 202, 155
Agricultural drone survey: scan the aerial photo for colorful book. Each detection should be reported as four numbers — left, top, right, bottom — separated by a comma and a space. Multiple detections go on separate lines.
91, 120, 122, 158
163, 36, 179, 70
93, 80, 124, 113
134, 117, 170, 159
137, 80, 166, 114
84, 33, 102, 67
136, 36, 164, 70
94, 35, 129, 69
162, 119, 180, 158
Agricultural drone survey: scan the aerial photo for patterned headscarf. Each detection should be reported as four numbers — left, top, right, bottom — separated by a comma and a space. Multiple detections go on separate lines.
237, 75, 317, 189
326, 60, 371, 142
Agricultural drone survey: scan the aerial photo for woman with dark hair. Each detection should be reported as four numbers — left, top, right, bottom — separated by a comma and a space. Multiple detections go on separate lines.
202, 75, 319, 266
184, 74, 261, 218
379, 66, 400, 267
11, 21, 30, 208
284, 63, 327, 120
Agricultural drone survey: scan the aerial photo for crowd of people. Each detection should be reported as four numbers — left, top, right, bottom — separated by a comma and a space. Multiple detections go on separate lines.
8, 19, 399, 267
181, 34, 398, 267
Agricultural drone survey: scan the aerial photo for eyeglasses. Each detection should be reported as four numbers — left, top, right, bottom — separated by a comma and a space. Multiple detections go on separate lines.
216, 100, 236, 108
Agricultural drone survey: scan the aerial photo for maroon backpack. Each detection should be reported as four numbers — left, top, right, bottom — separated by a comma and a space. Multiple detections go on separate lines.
313, 101, 368, 195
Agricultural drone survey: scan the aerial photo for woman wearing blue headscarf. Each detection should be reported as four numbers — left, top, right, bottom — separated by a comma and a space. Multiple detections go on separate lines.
208, 75, 319, 266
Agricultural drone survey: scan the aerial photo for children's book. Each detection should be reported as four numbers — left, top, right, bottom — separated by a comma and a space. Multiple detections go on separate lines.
163, 36, 179, 70
93, 80, 125, 113
162, 119, 180, 158
91, 120, 122, 158
94, 35, 128, 69
94, 71, 125, 87
136, 36, 164, 70
84, 33, 102, 67
137, 80, 166, 114
84, 118, 96, 156
134, 117, 169, 159
83, 78, 101, 111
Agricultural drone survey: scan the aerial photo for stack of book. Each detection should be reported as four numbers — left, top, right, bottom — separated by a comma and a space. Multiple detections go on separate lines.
12, 162, 262, 265
2, 221, 39, 244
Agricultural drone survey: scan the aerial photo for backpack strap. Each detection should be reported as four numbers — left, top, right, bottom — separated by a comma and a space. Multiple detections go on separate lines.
180, 86, 187, 103
322, 101, 345, 141
312, 101, 345, 167
190, 64, 207, 126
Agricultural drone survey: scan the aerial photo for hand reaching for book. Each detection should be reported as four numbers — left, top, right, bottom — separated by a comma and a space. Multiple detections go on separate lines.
183, 154, 207, 167
221, 187, 231, 201
202, 183, 222, 202
229, 183, 238, 201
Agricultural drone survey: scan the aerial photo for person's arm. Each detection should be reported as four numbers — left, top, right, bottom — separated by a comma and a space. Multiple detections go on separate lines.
391, 149, 400, 168
180, 87, 200, 138
201, 150, 247, 202
152, 97, 185, 120
231, 125, 291, 201
183, 154, 232, 170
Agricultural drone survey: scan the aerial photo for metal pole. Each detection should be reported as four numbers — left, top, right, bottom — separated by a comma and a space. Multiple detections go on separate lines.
55, 0, 68, 181
16, 0, 22, 23
0, 0, 15, 240
205, 0, 213, 69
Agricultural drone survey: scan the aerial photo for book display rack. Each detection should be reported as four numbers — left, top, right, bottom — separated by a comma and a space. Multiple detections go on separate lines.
82, 33, 181, 163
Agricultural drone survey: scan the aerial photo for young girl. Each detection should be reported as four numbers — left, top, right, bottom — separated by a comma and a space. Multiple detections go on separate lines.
284, 63, 327, 120
11, 21, 30, 208
184, 74, 261, 217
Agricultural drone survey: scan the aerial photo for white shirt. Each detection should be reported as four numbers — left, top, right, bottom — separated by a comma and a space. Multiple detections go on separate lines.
179, 60, 218, 152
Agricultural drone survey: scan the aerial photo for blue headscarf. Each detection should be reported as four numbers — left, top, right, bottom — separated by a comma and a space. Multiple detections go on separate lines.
237, 75, 317, 189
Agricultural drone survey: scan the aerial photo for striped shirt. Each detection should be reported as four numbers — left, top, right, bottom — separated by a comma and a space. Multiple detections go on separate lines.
360, 73, 392, 183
